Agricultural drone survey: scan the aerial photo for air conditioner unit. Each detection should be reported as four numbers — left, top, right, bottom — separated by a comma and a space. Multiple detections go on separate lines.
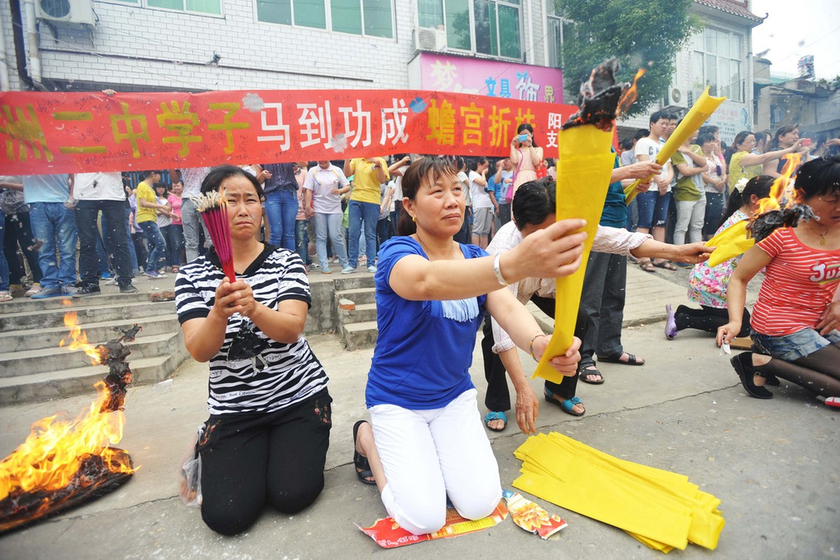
415, 27, 447, 52
36, 0, 96, 26
664, 87, 687, 109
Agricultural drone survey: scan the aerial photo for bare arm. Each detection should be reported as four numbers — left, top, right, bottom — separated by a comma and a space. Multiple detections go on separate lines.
498, 348, 539, 434
343, 159, 353, 177
716, 245, 772, 345
739, 143, 798, 168
675, 162, 704, 177
485, 288, 580, 376
388, 219, 587, 301
529, 147, 544, 167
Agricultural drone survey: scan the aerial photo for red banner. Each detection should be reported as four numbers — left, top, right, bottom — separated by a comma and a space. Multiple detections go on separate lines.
0, 90, 577, 176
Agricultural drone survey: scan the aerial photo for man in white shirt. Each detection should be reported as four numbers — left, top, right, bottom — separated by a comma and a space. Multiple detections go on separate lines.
634, 111, 675, 272
481, 179, 712, 432
72, 172, 137, 296
180, 167, 211, 262
303, 161, 352, 274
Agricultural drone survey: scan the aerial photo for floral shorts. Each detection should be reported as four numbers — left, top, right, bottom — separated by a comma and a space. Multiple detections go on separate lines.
751, 328, 840, 362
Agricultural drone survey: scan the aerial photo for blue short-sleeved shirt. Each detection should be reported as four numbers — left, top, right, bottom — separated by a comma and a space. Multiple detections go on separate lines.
365, 237, 488, 410
22, 174, 70, 204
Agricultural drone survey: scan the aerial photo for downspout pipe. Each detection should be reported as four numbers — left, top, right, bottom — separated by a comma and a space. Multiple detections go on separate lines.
22, 0, 45, 90
0, 3, 11, 90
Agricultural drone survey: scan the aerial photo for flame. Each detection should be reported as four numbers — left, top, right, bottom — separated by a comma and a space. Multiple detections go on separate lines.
754, 153, 801, 216
59, 311, 103, 366
617, 68, 646, 117
0, 315, 135, 504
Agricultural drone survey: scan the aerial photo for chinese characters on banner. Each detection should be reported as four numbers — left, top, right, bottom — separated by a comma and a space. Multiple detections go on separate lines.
0, 90, 577, 176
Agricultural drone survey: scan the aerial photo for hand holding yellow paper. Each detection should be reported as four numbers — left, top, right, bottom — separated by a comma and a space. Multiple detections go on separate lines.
624, 87, 726, 204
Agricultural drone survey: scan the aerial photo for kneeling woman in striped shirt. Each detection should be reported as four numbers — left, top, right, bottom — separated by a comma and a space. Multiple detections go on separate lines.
718, 156, 840, 405
175, 165, 331, 535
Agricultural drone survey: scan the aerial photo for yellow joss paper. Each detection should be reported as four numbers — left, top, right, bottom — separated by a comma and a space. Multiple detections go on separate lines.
705, 220, 753, 268
512, 433, 725, 552
531, 125, 615, 385
625, 87, 726, 203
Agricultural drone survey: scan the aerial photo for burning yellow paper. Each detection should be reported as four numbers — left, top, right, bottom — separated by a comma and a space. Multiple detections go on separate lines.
624, 87, 726, 204
532, 125, 615, 384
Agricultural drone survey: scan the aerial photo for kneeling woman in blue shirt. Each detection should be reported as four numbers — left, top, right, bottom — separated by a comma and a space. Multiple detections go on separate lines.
353, 157, 583, 535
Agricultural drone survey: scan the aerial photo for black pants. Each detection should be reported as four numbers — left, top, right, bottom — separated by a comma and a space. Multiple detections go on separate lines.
76, 200, 134, 289
482, 294, 577, 412
198, 389, 332, 536
675, 305, 751, 338
3, 212, 41, 284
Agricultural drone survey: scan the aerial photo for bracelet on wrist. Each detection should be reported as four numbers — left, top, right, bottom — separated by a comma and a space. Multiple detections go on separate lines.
492, 253, 509, 287
529, 333, 548, 361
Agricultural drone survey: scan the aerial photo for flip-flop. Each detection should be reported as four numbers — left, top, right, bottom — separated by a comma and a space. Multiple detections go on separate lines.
544, 389, 585, 417
484, 411, 507, 432
352, 420, 376, 485
597, 352, 645, 366
578, 364, 604, 384
652, 260, 678, 271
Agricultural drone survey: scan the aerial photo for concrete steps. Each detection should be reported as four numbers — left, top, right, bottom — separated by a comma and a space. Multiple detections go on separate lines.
334, 276, 378, 350
0, 291, 188, 405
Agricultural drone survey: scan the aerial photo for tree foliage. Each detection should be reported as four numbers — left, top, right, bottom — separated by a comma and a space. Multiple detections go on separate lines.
557, 0, 701, 118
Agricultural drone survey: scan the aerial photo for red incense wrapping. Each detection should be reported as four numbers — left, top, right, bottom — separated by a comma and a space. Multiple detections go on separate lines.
192, 192, 236, 282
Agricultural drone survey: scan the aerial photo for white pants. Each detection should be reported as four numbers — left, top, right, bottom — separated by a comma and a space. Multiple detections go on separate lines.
369, 388, 502, 535
674, 196, 706, 245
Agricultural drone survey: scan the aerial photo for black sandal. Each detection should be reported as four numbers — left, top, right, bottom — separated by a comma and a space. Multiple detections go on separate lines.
577, 363, 604, 385
730, 353, 773, 399
352, 420, 376, 485
597, 352, 645, 366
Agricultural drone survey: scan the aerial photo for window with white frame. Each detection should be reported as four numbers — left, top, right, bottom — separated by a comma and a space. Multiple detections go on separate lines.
546, 3, 571, 68
418, 0, 521, 59
691, 27, 743, 102
106, 0, 222, 16
257, 0, 393, 38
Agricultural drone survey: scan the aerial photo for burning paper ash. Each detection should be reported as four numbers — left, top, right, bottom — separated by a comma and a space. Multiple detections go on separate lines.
0, 317, 141, 534
563, 58, 644, 131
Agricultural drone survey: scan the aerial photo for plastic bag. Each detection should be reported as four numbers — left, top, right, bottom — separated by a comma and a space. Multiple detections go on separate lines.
179, 424, 203, 507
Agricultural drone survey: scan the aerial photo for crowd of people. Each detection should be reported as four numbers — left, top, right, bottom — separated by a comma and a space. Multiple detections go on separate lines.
3, 114, 838, 539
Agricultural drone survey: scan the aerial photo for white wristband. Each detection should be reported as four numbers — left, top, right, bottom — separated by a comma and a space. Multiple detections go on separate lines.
493, 253, 508, 287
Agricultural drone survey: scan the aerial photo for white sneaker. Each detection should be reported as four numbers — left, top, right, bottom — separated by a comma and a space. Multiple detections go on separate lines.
367, 265, 377, 273
341, 267, 355, 274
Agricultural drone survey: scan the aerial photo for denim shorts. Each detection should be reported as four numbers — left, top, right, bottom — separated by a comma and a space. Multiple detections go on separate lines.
751, 328, 840, 362
636, 191, 670, 229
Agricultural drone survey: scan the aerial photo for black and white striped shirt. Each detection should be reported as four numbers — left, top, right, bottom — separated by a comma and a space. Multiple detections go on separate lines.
175, 245, 328, 415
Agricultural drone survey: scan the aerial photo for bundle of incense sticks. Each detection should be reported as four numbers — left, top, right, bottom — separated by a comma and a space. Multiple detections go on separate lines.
192, 192, 236, 281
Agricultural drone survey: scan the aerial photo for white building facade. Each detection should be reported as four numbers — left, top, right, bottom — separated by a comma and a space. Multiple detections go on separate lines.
2, 0, 761, 141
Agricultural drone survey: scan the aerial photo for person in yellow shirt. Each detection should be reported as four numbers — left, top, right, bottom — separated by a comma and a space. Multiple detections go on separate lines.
135, 170, 169, 279
344, 157, 389, 273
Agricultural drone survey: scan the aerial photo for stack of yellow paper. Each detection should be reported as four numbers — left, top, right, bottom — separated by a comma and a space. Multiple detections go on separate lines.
512, 433, 725, 553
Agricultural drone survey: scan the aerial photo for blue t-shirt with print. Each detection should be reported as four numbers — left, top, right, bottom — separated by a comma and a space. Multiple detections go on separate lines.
366, 236, 487, 410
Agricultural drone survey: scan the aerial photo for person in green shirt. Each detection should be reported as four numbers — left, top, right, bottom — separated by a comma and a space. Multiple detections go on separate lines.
136, 170, 169, 279
671, 133, 707, 246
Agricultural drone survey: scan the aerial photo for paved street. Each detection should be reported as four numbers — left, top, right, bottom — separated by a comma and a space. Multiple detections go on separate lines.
0, 265, 837, 560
